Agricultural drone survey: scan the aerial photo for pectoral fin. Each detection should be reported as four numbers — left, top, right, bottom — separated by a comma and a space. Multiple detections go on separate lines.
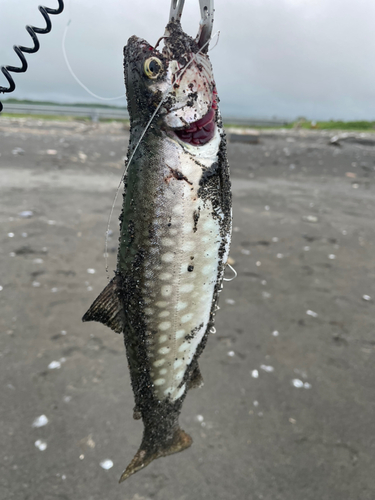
82, 275, 125, 334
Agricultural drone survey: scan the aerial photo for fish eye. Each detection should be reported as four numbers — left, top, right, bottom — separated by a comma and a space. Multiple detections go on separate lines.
144, 57, 163, 79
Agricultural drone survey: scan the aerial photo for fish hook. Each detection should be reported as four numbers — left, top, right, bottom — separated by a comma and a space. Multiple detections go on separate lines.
169, 0, 185, 23
167, 0, 214, 53
196, 0, 215, 52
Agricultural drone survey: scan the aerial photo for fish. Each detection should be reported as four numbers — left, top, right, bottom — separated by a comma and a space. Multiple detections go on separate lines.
82, 0, 232, 483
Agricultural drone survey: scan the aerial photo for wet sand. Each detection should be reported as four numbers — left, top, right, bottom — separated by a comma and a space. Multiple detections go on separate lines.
0, 117, 374, 500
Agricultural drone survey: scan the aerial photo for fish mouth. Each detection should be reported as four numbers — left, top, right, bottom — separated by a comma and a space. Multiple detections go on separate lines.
174, 107, 216, 146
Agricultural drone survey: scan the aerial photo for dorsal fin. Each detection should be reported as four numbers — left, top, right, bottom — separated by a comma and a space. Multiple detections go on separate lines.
82, 275, 125, 334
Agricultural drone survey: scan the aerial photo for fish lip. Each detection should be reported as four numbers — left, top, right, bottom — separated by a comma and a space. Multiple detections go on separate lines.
173, 106, 216, 146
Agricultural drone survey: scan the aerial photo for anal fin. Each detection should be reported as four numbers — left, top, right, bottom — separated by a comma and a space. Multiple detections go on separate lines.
82, 275, 125, 334
188, 363, 204, 389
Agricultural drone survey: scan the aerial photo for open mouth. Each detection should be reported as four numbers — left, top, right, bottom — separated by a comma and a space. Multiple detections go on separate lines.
175, 107, 216, 146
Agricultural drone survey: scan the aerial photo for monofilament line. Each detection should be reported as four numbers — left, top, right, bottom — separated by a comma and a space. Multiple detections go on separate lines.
224, 264, 237, 282
104, 30, 220, 275
62, 19, 126, 102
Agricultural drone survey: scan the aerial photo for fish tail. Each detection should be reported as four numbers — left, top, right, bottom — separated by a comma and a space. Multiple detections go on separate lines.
119, 427, 192, 483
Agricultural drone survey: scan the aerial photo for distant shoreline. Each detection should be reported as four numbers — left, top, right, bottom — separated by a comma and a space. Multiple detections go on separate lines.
1, 100, 374, 132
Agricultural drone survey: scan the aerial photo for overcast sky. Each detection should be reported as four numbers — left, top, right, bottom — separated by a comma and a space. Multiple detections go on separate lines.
1, 0, 374, 120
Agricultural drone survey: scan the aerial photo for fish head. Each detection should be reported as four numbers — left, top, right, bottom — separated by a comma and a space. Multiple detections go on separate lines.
123, 21, 217, 146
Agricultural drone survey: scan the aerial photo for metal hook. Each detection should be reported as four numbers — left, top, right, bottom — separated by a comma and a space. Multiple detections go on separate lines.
196, 0, 214, 52
167, 0, 214, 54
169, 0, 185, 23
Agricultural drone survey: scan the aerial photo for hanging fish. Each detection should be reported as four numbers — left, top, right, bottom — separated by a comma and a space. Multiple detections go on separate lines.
83, 0, 232, 483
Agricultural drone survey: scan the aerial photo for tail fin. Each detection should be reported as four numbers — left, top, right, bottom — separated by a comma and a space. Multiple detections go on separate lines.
119, 427, 192, 483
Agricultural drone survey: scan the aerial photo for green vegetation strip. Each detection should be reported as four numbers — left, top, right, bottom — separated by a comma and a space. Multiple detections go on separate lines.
226, 121, 375, 132
1, 100, 374, 132
286, 120, 375, 131
2, 98, 126, 109
0, 113, 129, 124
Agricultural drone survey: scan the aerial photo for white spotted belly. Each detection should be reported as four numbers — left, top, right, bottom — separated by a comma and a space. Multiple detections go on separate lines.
144, 185, 221, 401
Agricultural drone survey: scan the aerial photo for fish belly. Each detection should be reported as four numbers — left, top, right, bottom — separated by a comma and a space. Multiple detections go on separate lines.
119, 134, 223, 401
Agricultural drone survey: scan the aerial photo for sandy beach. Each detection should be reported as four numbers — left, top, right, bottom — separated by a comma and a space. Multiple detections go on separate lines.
1, 117, 374, 500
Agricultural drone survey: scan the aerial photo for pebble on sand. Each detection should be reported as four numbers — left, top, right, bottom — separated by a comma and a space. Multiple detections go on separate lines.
100, 459, 114, 470
306, 310, 318, 318
302, 215, 319, 223
35, 439, 47, 451
19, 210, 33, 218
292, 379, 304, 388
32, 415, 49, 428
12, 147, 25, 155
292, 379, 312, 389
48, 361, 61, 370
260, 365, 274, 373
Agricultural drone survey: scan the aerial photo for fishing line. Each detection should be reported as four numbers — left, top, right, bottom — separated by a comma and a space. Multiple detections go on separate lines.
62, 12, 125, 101
104, 30, 220, 275
208, 30, 220, 52
224, 264, 237, 282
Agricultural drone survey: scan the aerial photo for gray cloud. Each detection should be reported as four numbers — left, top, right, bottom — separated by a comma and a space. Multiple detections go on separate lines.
0, 0, 374, 120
